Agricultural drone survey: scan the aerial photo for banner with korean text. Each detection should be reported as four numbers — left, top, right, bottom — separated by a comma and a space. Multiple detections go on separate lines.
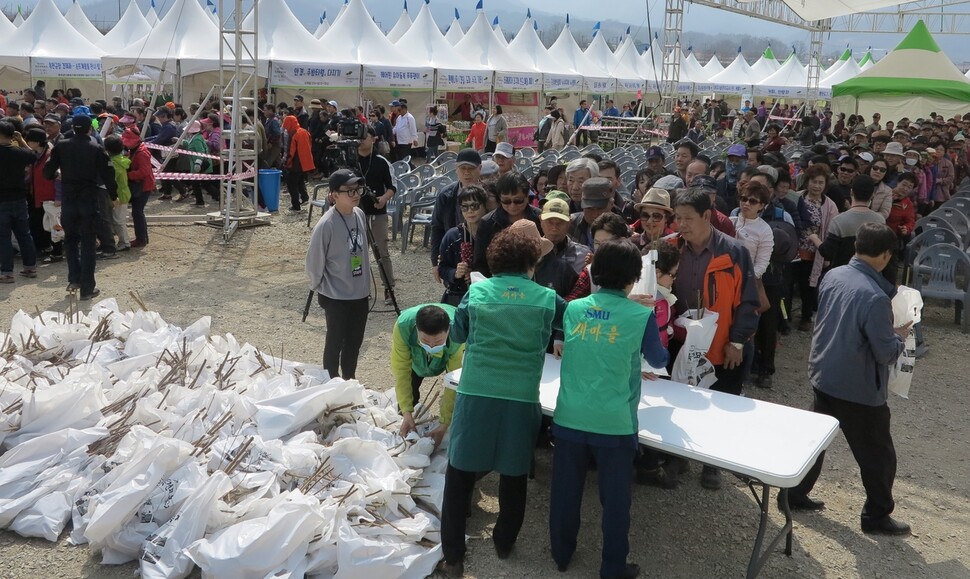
542, 74, 582, 93
31, 58, 103, 80
363, 66, 434, 90
436, 70, 493, 92
494, 72, 540, 92
270, 62, 360, 89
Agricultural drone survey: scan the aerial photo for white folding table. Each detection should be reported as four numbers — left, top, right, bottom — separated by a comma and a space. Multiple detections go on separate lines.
444, 354, 839, 579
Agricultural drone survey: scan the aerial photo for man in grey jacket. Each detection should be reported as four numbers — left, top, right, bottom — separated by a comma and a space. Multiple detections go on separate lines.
784, 223, 912, 536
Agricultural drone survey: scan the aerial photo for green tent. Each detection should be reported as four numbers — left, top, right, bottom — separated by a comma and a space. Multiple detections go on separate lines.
832, 20, 970, 119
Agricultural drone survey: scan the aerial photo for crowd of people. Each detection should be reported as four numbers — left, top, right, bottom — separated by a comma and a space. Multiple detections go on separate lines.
304, 101, 963, 577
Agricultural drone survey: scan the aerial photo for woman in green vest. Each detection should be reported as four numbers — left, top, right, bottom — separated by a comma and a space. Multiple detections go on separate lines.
439, 223, 566, 577
392, 304, 465, 447
550, 239, 669, 579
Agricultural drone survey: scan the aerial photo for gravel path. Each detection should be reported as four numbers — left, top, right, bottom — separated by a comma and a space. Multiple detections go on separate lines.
2, 191, 969, 578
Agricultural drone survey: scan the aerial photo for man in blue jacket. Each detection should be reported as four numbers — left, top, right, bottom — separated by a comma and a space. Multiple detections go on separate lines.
783, 223, 912, 536
572, 100, 591, 147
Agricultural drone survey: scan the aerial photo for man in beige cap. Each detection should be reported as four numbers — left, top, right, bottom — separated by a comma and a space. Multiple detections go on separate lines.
569, 177, 615, 249
535, 198, 591, 297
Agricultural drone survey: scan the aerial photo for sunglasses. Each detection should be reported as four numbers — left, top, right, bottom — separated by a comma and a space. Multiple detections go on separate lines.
738, 196, 762, 205
460, 202, 482, 212
838, 166, 856, 173
640, 212, 666, 221
500, 198, 528, 206
871, 165, 888, 173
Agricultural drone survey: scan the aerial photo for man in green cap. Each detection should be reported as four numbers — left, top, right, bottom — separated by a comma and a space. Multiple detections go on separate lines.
393, 304, 465, 445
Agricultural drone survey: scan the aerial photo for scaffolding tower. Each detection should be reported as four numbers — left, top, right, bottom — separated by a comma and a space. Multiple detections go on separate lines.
207, 0, 269, 242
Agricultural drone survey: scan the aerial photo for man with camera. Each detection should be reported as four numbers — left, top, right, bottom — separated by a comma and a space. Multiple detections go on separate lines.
355, 126, 397, 305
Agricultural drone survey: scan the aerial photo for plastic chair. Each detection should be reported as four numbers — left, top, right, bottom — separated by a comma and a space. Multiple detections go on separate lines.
437, 160, 457, 175
914, 215, 955, 237
520, 165, 535, 180
414, 164, 436, 183
431, 151, 457, 166
933, 207, 970, 244
426, 175, 453, 195
514, 157, 532, 173
398, 173, 421, 192
391, 161, 411, 178
903, 227, 963, 282
537, 158, 559, 170
518, 147, 536, 159
306, 183, 330, 227
538, 149, 559, 161
560, 150, 581, 163
912, 243, 970, 333
608, 147, 627, 159
402, 186, 438, 254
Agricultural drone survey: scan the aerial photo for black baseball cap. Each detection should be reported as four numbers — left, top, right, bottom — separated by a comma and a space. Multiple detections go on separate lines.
646, 145, 665, 161
71, 114, 92, 130
690, 175, 717, 192
456, 148, 482, 167
329, 169, 363, 191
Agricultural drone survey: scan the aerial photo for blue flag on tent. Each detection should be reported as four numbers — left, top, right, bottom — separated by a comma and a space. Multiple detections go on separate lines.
454, 8, 460, 19
475, 0, 483, 11
526, 8, 531, 18
492, 16, 499, 25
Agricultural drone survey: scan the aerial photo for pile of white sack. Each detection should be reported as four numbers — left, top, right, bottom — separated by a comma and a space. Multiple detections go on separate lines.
0, 299, 446, 579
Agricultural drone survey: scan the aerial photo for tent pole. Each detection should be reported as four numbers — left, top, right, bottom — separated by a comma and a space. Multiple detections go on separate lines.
358, 65, 364, 108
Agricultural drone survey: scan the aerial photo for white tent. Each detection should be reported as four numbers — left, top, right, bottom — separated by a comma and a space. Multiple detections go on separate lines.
0, 8, 17, 37
444, 9, 463, 45
750, 46, 781, 83
331, 0, 348, 26
614, 34, 651, 82
756, 54, 809, 97
394, 1, 478, 72
102, 0, 219, 79
145, 0, 159, 26
858, 50, 876, 71
709, 50, 760, 93
819, 57, 863, 97
313, 13, 329, 39
703, 54, 725, 78
454, 9, 523, 73
506, 13, 573, 78
12, 9, 24, 26
385, 2, 411, 43
681, 49, 711, 85
242, 0, 323, 66
318, 0, 419, 67
206, 0, 219, 26
586, 28, 641, 91
0, 0, 105, 73
548, 21, 608, 79
64, 0, 104, 46
98, 0, 152, 55
822, 48, 853, 79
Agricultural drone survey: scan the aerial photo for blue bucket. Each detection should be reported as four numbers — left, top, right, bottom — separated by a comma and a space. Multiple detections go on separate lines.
256, 169, 282, 212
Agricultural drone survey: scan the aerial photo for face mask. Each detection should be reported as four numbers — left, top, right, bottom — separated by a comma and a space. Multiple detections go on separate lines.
420, 342, 445, 355
905, 158, 918, 166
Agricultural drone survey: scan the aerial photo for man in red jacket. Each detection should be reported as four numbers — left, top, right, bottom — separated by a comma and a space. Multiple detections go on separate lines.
283, 114, 315, 212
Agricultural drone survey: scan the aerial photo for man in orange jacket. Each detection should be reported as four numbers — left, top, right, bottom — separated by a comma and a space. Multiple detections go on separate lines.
670, 187, 761, 490
283, 114, 315, 211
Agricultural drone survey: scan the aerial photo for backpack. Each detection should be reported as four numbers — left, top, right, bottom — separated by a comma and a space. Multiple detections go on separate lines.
535, 116, 552, 143
764, 204, 798, 263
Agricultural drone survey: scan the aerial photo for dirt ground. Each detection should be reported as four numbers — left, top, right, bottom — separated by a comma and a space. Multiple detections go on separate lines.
1, 191, 969, 579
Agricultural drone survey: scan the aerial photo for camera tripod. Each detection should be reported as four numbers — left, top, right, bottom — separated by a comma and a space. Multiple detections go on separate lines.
302, 205, 401, 322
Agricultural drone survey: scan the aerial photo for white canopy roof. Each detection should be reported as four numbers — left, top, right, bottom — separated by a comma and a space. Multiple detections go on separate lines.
820, 58, 862, 89
241, 0, 323, 64
703, 54, 725, 78
750, 49, 781, 83
613, 35, 649, 81
547, 23, 608, 78
583, 28, 619, 75
506, 13, 573, 76
710, 51, 760, 89
313, 13, 329, 39
454, 9, 523, 72
318, 0, 420, 67
385, 2, 411, 43
331, 1, 348, 26
756, 54, 809, 95
98, 0, 152, 54
444, 13, 464, 45
64, 0, 104, 45
394, 2, 478, 71
102, 0, 219, 75
0, 0, 104, 70
0, 9, 17, 36
492, 17, 508, 46
740, 0, 913, 21
681, 50, 711, 84
12, 10, 24, 26
145, 1, 159, 26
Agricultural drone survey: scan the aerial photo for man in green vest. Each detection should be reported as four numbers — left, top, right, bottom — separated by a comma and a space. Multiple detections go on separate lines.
550, 239, 669, 579
392, 304, 464, 446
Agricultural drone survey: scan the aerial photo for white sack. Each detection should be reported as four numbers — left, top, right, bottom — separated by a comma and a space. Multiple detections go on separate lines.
671, 310, 719, 389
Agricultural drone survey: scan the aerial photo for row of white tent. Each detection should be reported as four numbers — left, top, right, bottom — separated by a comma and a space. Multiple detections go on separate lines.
1, 0, 879, 101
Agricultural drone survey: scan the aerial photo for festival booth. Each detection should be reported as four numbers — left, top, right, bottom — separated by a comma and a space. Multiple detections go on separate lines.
818, 57, 862, 99
703, 53, 725, 79
0, 0, 106, 100
64, 0, 104, 46
453, 8, 538, 148
680, 49, 712, 95
755, 54, 810, 99
832, 20, 970, 120
610, 33, 651, 112
545, 19, 606, 127
98, 0, 167, 103
750, 46, 781, 85
102, 0, 221, 104
583, 25, 633, 110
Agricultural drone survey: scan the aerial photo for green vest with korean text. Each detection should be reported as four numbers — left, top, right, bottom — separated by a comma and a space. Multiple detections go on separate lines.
457, 274, 558, 404
556, 289, 652, 435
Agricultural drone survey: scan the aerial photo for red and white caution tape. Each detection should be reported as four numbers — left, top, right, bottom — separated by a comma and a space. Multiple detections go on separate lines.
143, 141, 223, 161
155, 163, 256, 181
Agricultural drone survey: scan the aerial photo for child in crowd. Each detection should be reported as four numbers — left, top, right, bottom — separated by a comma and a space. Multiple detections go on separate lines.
465, 113, 486, 152
650, 240, 681, 349
103, 135, 131, 251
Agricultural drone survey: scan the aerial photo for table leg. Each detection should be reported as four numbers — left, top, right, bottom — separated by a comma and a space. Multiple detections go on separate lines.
745, 482, 794, 579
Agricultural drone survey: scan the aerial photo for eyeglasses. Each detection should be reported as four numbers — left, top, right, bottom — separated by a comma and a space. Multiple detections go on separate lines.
659, 270, 678, 280
738, 196, 762, 205
337, 187, 361, 196
838, 167, 856, 174
460, 202, 482, 212
500, 198, 528, 206
640, 212, 666, 221
871, 165, 888, 173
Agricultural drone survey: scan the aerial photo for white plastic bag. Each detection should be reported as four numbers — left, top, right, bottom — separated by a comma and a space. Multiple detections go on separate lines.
671, 310, 719, 389
42, 201, 63, 242
889, 286, 922, 399
631, 251, 658, 298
